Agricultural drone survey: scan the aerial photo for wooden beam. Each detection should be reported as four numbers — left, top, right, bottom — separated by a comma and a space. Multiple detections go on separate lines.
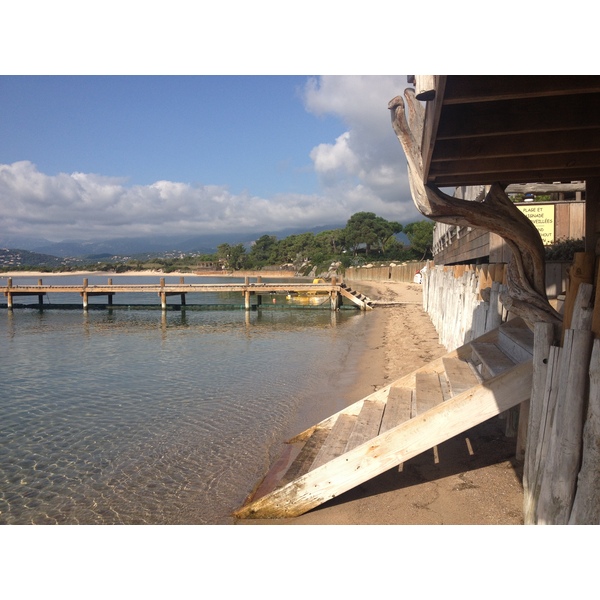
420, 76, 446, 186
435, 94, 600, 140
433, 133, 600, 163
442, 76, 600, 105
585, 178, 600, 254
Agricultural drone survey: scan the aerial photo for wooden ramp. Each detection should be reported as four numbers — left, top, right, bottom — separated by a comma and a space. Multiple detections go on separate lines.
234, 318, 533, 519
338, 283, 375, 310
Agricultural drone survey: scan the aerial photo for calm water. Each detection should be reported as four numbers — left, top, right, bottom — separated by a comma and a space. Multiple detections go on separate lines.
0, 275, 372, 524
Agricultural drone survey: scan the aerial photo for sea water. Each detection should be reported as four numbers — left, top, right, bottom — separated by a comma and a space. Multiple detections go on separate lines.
0, 275, 372, 524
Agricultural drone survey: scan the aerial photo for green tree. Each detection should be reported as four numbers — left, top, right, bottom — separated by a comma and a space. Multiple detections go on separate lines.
404, 220, 435, 259
217, 243, 247, 270
344, 212, 403, 256
247, 234, 278, 268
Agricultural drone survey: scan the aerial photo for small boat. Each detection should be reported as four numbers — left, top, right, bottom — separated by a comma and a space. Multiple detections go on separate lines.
286, 278, 330, 305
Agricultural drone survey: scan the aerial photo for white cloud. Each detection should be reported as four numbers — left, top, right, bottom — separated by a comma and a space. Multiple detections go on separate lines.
0, 76, 423, 245
303, 75, 417, 215
2, 160, 411, 243
310, 132, 360, 178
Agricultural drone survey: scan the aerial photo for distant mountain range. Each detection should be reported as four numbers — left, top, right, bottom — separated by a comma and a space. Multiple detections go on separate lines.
0, 224, 347, 260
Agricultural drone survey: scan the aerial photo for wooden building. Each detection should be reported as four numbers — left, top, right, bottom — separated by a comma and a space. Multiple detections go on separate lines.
391, 75, 600, 524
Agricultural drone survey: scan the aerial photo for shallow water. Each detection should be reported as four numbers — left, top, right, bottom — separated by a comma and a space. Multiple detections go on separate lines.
0, 276, 372, 524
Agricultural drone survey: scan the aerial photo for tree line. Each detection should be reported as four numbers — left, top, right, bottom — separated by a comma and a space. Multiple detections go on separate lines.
215, 212, 434, 275
2, 212, 434, 274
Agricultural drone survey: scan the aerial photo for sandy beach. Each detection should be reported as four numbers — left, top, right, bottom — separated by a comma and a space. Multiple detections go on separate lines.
238, 279, 525, 525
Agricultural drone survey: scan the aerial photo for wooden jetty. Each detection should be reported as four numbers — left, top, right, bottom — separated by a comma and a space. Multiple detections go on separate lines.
1, 276, 374, 311
234, 317, 533, 519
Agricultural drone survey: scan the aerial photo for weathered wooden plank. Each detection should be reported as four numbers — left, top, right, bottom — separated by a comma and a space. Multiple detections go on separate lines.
380, 387, 412, 433
522, 322, 555, 518
570, 281, 593, 331
485, 281, 503, 332
570, 201, 585, 240
471, 342, 516, 378
592, 266, 600, 338
308, 414, 358, 472
526, 345, 562, 524
439, 373, 453, 402
442, 357, 480, 396
345, 400, 386, 452
537, 328, 594, 524
278, 427, 331, 487
415, 372, 443, 414
497, 326, 534, 362
234, 360, 533, 519
569, 339, 600, 524
555, 202, 571, 241
562, 251, 595, 333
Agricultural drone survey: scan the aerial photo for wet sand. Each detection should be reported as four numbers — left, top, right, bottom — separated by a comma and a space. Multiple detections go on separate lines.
238, 280, 525, 525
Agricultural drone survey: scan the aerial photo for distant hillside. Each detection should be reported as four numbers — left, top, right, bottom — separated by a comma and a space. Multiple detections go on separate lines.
5, 224, 347, 258
0, 248, 69, 269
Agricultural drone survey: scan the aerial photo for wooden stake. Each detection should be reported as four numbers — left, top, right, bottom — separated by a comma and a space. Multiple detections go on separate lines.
591, 264, 600, 338
569, 339, 600, 524
562, 252, 595, 333
522, 322, 556, 523
537, 328, 594, 524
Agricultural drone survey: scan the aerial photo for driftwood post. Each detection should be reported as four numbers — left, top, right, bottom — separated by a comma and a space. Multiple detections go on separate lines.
389, 89, 561, 329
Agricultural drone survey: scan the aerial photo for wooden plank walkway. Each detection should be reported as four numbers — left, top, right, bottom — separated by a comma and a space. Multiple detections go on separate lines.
1, 277, 374, 311
235, 317, 534, 519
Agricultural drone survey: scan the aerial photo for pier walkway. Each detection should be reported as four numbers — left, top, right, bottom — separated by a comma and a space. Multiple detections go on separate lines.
1, 276, 374, 311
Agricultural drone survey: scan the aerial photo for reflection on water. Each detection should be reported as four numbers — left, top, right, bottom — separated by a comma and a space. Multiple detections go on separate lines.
0, 303, 370, 524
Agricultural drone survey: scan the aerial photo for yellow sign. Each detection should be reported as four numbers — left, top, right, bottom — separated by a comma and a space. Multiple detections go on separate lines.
517, 203, 555, 245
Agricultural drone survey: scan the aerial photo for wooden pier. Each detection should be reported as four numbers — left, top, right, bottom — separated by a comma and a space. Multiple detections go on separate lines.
1, 276, 374, 311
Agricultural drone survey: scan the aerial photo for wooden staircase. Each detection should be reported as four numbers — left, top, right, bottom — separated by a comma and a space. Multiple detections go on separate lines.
338, 282, 375, 310
234, 318, 534, 519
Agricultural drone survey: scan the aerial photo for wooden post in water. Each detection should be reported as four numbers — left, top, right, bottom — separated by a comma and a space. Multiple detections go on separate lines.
330, 291, 339, 311
160, 277, 167, 310
256, 276, 262, 307
6, 277, 12, 309
38, 279, 44, 306
107, 278, 113, 306
179, 277, 186, 306
82, 278, 88, 310
244, 277, 251, 310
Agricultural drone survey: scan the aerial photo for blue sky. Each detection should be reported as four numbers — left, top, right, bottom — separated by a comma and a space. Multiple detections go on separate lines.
0, 75, 418, 243
0, 4, 582, 247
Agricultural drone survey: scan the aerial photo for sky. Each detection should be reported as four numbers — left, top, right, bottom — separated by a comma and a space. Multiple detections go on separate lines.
0, 75, 418, 244
0, 4, 588, 248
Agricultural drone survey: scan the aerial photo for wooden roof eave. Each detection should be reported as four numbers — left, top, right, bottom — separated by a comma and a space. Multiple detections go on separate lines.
420, 75, 446, 187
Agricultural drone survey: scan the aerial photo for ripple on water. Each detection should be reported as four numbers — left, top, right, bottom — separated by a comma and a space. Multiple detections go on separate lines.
0, 306, 370, 524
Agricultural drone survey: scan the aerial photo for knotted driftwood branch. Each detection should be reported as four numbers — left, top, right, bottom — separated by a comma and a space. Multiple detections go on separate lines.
389, 88, 562, 327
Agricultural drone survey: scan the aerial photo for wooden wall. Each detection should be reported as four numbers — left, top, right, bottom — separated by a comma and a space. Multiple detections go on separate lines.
345, 261, 428, 283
